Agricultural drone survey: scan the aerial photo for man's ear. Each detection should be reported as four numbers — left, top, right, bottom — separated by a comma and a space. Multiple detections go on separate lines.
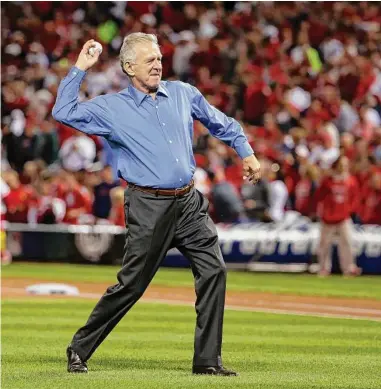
124, 62, 135, 77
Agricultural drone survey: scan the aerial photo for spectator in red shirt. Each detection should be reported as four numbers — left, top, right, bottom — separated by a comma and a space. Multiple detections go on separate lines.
354, 60, 376, 103
40, 21, 61, 54
2, 170, 35, 223
242, 70, 269, 125
295, 163, 319, 218
359, 169, 381, 225
224, 152, 243, 191
28, 174, 66, 224
337, 64, 359, 103
352, 140, 373, 187
314, 156, 361, 276
61, 172, 92, 225
340, 133, 356, 160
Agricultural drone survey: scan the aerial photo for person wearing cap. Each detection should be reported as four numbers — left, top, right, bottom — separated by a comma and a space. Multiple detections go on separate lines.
52, 33, 261, 376
313, 156, 362, 277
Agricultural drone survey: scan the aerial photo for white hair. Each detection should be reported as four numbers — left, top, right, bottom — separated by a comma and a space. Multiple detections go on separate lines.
119, 33, 158, 75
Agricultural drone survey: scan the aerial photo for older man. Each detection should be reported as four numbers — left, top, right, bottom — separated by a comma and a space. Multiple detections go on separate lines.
53, 33, 260, 376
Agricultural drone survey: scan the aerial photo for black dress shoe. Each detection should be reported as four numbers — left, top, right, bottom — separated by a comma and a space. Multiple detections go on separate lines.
192, 365, 238, 376
66, 345, 88, 373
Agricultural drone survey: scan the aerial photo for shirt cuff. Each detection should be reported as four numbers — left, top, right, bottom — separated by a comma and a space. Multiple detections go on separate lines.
235, 141, 254, 159
69, 66, 87, 80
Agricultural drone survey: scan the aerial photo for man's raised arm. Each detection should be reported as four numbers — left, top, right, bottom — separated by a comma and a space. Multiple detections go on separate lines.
52, 40, 111, 137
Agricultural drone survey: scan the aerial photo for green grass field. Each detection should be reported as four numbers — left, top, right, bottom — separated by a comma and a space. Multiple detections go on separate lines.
2, 263, 381, 389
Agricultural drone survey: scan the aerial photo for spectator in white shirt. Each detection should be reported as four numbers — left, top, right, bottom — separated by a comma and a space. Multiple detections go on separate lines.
172, 31, 198, 80
59, 132, 96, 172
309, 131, 340, 170
268, 164, 288, 222
193, 167, 211, 196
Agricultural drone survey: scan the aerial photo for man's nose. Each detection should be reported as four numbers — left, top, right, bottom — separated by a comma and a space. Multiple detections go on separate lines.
153, 59, 162, 69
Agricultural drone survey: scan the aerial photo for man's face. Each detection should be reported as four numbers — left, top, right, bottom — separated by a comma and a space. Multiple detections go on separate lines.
126, 42, 162, 91
337, 156, 349, 174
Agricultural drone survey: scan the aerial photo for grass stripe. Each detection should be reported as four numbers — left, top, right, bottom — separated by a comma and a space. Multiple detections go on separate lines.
3, 262, 381, 299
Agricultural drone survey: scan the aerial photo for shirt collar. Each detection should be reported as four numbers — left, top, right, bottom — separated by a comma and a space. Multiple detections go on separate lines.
157, 83, 169, 98
123, 82, 168, 107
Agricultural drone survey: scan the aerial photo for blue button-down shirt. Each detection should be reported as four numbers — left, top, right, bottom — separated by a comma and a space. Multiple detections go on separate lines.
52, 66, 254, 189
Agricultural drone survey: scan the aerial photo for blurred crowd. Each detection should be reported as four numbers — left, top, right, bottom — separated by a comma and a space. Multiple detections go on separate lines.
1, 1, 381, 227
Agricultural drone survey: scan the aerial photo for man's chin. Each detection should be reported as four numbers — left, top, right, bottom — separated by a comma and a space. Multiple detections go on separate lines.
147, 82, 160, 92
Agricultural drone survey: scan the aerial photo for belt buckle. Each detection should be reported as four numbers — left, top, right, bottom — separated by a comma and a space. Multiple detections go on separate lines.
174, 184, 186, 197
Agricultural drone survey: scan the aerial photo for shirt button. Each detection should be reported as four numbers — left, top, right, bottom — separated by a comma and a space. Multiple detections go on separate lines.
162, 123, 165, 126
176, 158, 179, 162
180, 178, 182, 182
156, 105, 158, 109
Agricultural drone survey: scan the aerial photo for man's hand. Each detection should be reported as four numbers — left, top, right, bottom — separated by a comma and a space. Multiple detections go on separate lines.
243, 154, 261, 184
74, 40, 102, 72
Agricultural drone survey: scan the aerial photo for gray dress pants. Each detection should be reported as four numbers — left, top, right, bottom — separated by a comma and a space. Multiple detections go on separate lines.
71, 186, 226, 368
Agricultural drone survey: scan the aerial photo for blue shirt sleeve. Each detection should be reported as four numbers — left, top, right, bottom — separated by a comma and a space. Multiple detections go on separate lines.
189, 85, 254, 159
52, 66, 111, 136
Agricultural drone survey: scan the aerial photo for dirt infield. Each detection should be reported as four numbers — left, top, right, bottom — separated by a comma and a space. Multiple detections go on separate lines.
3, 277, 381, 321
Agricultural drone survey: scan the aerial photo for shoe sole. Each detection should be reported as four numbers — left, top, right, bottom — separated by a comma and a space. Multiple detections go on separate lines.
68, 369, 88, 373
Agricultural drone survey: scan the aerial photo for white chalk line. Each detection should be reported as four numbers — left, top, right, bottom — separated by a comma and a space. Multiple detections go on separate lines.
3, 287, 381, 322
140, 298, 381, 322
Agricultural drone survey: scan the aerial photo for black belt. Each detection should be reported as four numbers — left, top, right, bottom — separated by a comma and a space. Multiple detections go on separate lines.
129, 180, 194, 197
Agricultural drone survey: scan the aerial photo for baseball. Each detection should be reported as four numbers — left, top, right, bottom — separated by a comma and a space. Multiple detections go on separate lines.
88, 42, 103, 56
